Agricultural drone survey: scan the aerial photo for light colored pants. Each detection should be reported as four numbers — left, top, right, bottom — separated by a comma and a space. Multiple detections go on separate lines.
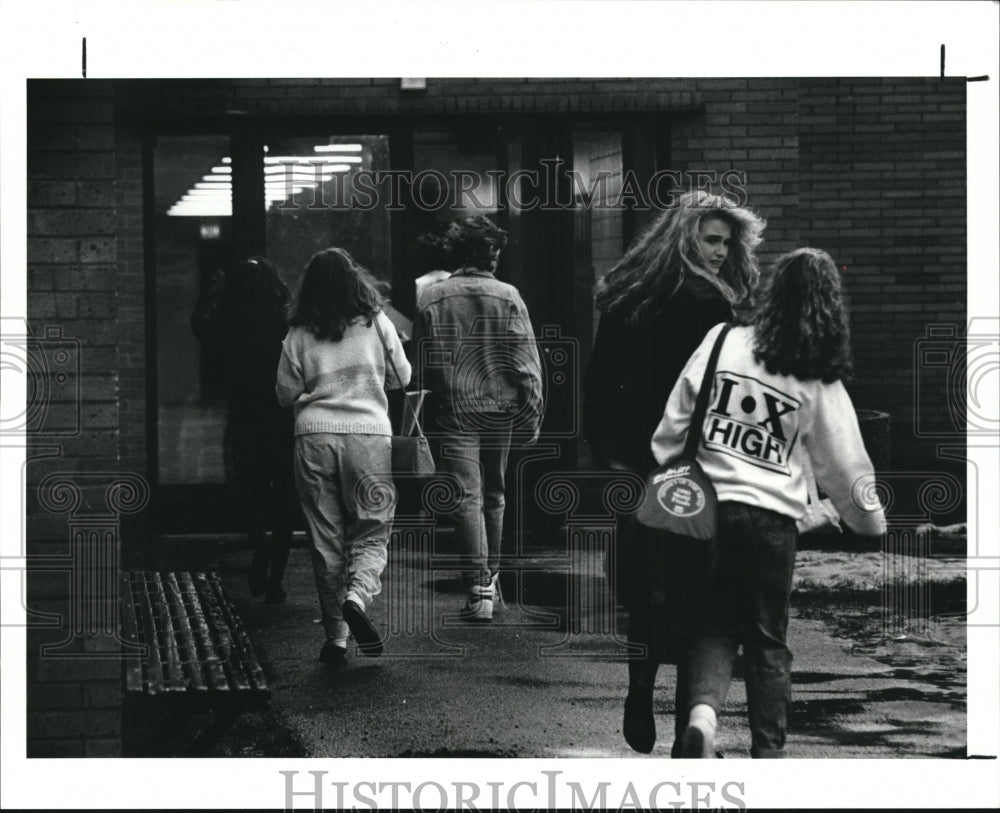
293, 433, 395, 644
434, 415, 512, 587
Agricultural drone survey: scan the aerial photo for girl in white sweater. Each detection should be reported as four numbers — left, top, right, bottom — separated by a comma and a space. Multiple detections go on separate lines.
651, 247, 886, 758
276, 248, 411, 663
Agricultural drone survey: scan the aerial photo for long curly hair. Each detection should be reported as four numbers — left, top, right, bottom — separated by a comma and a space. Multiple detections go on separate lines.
752, 248, 853, 383
595, 190, 765, 319
223, 256, 290, 321
289, 247, 385, 341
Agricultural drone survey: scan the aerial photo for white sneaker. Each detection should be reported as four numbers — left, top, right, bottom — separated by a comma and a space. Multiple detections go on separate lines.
463, 581, 494, 622
678, 704, 718, 758
677, 721, 716, 758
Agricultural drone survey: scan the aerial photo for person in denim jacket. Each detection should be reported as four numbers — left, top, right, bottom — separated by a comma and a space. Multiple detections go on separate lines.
411, 215, 543, 621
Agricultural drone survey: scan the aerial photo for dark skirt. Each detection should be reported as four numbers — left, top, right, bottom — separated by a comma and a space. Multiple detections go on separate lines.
606, 513, 715, 664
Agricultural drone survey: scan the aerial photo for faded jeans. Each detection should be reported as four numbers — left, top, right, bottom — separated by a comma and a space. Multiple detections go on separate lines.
686, 502, 798, 758
293, 433, 394, 644
434, 414, 513, 587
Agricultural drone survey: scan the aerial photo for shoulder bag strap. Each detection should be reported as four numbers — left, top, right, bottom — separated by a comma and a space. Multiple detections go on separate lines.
374, 315, 425, 439
682, 323, 732, 459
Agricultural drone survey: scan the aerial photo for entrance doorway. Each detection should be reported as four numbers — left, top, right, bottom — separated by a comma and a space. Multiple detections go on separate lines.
148, 117, 666, 532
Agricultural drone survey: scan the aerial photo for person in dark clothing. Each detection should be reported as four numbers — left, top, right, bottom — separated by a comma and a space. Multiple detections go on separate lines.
582, 190, 765, 756
191, 256, 298, 603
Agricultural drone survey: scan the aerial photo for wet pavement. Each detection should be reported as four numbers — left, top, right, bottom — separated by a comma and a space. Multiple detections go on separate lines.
161, 533, 967, 760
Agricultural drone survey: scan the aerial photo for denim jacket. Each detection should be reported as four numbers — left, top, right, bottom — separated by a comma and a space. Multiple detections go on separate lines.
412, 268, 543, 434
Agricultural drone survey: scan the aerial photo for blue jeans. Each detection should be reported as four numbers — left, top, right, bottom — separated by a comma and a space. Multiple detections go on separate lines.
434, 414, 512, 586
686, 502, 797, 758
293, 433, 395, 644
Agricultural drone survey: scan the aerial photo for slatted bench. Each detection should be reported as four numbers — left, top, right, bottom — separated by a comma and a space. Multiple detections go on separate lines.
120, 571, 270, 756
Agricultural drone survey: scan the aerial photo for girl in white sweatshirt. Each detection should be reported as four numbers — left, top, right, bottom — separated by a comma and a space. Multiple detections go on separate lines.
651, 247, 886, 758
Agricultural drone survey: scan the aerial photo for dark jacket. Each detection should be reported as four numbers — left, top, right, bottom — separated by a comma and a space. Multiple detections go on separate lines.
191, 294, 290, 429
582, 275, 732, 471
411, 268, 543, 434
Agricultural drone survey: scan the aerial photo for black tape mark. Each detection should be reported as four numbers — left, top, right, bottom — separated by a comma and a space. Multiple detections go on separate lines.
82, 37, 87, 78
939, 43, 945, 79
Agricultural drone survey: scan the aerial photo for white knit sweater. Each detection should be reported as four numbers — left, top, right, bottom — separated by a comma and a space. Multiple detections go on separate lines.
275, 310, 411, 436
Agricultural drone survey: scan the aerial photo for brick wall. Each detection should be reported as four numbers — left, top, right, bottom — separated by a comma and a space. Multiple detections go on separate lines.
666, 77, 966, 474
27, 79, 120, 505
114, 78, 703, 118
689, 78, 804, 263
797, 78, 967, 469
26, 79, 125, 757
115, 121, 148, 478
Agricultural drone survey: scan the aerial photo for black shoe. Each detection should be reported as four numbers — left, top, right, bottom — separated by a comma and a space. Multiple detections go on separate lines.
623, 687, 656, 754
264, 585, 287, 604
342, 599, 383, 657
248, 566, 267, 597
319, 641, 347, 665
248, 546, 269, 597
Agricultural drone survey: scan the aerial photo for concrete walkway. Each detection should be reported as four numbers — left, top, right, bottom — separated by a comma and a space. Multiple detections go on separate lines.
189, 536, 965, 760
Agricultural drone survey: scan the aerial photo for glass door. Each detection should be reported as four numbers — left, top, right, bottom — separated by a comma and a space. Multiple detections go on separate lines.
153, 135, 233, 491
148, 117, 665, 531
262, 135, 393, 296
150, 132, 393, 531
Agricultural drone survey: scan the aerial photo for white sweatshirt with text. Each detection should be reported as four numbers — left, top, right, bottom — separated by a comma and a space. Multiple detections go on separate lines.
651, 324, 886, 535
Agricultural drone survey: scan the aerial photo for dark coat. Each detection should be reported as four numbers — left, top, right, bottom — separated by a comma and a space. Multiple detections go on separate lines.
583, 275, 732, 472
191, 300, 290, 427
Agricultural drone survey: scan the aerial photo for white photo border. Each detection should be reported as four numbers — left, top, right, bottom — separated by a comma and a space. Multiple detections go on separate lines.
1, 1, 997, 809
